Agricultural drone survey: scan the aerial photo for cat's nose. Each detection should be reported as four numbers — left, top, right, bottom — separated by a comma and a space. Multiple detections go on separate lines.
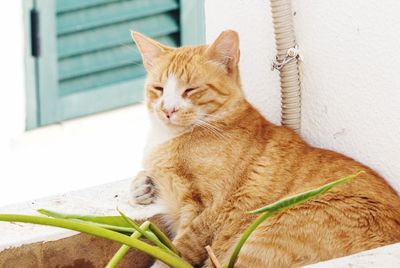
163, 107, 178, 119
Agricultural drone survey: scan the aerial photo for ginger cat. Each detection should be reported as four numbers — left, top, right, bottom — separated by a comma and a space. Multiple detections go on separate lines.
130, 30, 400, 268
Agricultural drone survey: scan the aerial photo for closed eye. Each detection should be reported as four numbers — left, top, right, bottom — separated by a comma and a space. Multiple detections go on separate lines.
153, 86, 164, 92
183, 87, 199, 96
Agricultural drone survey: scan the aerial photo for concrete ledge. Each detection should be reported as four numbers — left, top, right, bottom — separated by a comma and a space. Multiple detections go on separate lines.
0, 179, 164, 252
1, 179, 399, 267
305, 242, 400, 267
0, 231, 156, 268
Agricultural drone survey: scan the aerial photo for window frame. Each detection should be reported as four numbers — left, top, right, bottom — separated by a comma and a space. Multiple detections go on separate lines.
24, 0, 205, 129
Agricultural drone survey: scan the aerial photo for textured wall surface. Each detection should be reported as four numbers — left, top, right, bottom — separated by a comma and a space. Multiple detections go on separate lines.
206, 0, 281, 125
205, 0, 400, 192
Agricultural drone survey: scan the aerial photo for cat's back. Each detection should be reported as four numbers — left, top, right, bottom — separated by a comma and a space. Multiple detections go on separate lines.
232, 121, 400, 267
254, 121, 400, 212
294, 139, 400, 209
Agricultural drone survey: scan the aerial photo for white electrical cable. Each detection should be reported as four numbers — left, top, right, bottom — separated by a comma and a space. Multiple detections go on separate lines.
270, 0, 301, 132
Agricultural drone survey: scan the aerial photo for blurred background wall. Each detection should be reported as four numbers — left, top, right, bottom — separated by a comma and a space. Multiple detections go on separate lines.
0, 1, 149, 205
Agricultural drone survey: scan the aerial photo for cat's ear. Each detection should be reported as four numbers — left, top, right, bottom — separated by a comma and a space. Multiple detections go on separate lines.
205, 30, 240, 73
131, 31, 171, 69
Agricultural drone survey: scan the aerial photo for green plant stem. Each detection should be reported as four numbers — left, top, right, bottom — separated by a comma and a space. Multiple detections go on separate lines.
117, 210, 177, 256
149, 222, 179, 255
226, 172, 362, 267
37, 209, 131, 228
227, 211, 273, 268
37, 209, 135, 233
106, 221, 151, 268
0, 214, 192, 268
74, 220, 134, 233
249, 171, 364, 214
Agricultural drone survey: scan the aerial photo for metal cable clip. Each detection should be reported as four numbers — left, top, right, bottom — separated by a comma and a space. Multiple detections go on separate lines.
271, 45, 301, 71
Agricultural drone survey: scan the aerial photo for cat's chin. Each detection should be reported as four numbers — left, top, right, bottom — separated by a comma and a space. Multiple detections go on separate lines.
162, 121, 191, 131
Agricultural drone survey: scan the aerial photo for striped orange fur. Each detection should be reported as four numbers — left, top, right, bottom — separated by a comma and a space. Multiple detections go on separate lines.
131, 30, 400, 267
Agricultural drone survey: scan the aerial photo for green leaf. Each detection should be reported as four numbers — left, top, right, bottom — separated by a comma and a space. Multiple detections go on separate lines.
248, 171, 364, 214
38, 209, 131, 227
226, 171, 363, 268
37, 209, 135, 233
227, 212, 274, 268
117, 209, 178, 256
0, 214, 192, 268
106, 221, 151, 268
149, 221, 179, 255
38, 209, 180, 261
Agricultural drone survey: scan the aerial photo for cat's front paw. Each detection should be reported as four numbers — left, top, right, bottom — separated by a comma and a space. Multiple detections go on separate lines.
129, 171, 157, 206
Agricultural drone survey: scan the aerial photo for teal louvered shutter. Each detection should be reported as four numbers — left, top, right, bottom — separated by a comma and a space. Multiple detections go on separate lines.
26, 0, 205, 129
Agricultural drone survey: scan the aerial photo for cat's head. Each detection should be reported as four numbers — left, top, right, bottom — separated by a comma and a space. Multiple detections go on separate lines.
131, 30, 242, 131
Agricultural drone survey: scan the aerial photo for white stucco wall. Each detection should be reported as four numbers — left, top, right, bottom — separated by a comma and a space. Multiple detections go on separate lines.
205, 0, 400, 193
0, 1, 25, 149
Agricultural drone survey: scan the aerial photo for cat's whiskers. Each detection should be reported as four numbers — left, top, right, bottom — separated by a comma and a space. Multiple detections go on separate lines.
194, 119, 226, 140
197, 118, 224, 134
194, 121, 220, 139
188, 124, 196, 144
199, 114, 223, 134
